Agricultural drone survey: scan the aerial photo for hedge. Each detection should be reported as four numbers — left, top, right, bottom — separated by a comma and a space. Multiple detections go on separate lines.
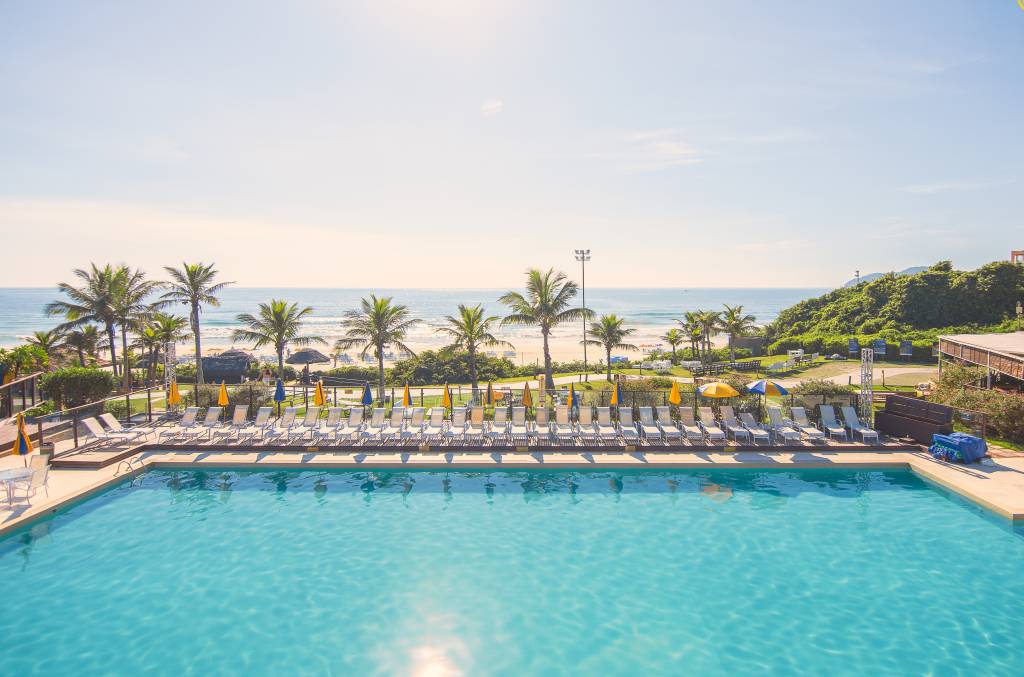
40, 367, 115, 409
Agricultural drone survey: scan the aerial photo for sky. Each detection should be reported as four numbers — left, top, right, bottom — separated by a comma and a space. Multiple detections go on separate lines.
1, 0, 1022, 288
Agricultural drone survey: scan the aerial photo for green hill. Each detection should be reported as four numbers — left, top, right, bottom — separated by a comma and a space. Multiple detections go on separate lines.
766, 260, 1024, 356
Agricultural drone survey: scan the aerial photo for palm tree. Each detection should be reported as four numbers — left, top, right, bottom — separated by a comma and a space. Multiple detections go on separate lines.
721, 304, 757, 361
436, 304, 513, 393
135, 313, 189, 385
583, 315, 638, 381
46, 264, 121, 375
499, 268, 592, 389
677, 312, 703, 360
110, 267, 162, 390
25, 329, 66, 364
64, 325, 100, 366
335, 295, 420, 400
661, 328, 685, 364
161, 262, 233, 385
232, 300, 325, 380
690, 309, 721, 363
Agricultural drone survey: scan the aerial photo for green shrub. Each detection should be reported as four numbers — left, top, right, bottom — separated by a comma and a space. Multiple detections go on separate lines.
40, 367, 115, 409
23, 400, 56, 418
929, 364, 1024, 442
390, 349, 517, 385
319, 365, 379, 383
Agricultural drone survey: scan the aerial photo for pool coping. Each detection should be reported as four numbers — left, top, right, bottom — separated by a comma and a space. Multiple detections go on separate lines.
3, 449, 1023, 538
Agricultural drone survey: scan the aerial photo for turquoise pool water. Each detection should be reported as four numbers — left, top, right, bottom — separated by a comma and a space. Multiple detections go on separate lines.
2, 469, 1023, 675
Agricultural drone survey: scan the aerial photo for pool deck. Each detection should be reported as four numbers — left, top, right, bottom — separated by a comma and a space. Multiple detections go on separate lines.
3, 445, 1024, 536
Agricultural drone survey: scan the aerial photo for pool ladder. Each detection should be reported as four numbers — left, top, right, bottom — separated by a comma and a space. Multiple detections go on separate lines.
115, 457, 142, 476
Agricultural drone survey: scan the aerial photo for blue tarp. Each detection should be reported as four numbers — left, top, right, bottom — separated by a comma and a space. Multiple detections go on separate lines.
929, 433, 987, 464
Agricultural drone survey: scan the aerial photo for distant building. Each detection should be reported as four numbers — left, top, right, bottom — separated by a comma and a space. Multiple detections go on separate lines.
1011, 250, 1024, 265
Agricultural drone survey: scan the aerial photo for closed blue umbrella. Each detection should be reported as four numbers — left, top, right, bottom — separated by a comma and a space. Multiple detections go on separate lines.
361, 383, 373, 406
273, 378, 286, 415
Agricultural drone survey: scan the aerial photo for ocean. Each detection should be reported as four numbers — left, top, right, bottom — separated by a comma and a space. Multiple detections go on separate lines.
1, 287, 825, 361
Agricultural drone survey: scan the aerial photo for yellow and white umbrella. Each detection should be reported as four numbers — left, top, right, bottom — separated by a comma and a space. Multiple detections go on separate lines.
314, 381, 327, 407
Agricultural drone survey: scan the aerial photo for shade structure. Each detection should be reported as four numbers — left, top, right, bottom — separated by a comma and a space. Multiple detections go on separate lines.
11, 412, 32, 456
610, 381, 623, 406
521, 382, 533, 408
746, 379, 788, 396
442, 383, 452, 408
668, 381, 682, 405
273, 379, 286, 403
167, 380, 181, 406
698, 382, 740, 398
218, 381, 229, 407
360, 383, 373, 405
314, 381, 326, 406
567, 383, 577, 408
484, 382, 494, 405
402, 383, 411, 407
285, 349, 331, 365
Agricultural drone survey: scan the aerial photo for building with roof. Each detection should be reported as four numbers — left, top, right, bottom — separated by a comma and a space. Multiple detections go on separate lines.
938, 332, 1024, 389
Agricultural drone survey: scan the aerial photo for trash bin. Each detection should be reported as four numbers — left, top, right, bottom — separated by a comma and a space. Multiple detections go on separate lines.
39, 442, 55, 463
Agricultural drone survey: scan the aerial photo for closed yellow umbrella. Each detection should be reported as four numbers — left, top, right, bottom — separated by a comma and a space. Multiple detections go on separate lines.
521, 382, 533, 408
314, 381, 326, 407
668, 381, 682, 406
167, 380, 181, 406
218, 381, 230, 406
610, 380, 622, 406
402, 383, 411, 407
442, 383, 452, 409
698, 382, 740, 398
11, 412, 32, 456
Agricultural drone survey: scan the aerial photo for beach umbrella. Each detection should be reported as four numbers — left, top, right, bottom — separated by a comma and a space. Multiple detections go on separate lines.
11, 412, 32, 456
668, 381, 682, 406
218, 381, 230, 407
698, 382, 740, 398
522, 382, 533, 408
402, 383, 411, 408
746, 379, 788, 396
442, 383, 452, 409
567, 383, 577, 409
167, 380, 181, 407
610, 380, 623, 406
484, 382, 494, 406
360, 383, 373, 406
314, 381, 326, 407
274, 378, 286, 414
285, 349, 331, 366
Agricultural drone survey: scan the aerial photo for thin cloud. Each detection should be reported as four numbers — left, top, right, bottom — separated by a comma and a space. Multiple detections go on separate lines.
899, 180, 985, 194
481, 99, 503, 116
548, 129, 703, 172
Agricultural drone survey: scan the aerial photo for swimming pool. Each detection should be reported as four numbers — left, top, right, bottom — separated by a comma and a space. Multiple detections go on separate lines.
2, 468, 1023, 675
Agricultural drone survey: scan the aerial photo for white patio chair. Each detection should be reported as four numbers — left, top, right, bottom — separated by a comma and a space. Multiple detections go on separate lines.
697, 407, 726, 442
789, 407, 826, 442
637, 407, 662, 442
841, 406, 880, 445
719, 406, 752, 444
655, 406, 683, 443
767, 406, 801, 444
738, 412, 771, 445
617, 407, 639, 443
818, 405, 849, 441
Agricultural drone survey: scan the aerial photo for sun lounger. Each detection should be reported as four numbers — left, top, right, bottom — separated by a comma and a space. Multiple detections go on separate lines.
596, 407, 618, 442
678, 410, 705, 443
158, 407, 203, 441
98, 412, 155, 442
402, 407, 425, 440
535, 407, 552, 442
697, 407, 726, 442
317, 407, 345, 443
789, 407, 826, 442
636, 407, 662, 442
383, 407, 406, 440
841, 406, 880, 444
577, 405, 598, 442
738, 412, 771, 445
818, 405, 849, 441
337, 408, 364, 442
617, 407, 639, 443
444, 407, 467, 443
655, 406, 683, 443
361, 407, 387, 441
553, 405, 575, 443
422, 407, 446, 442
264, 407, 299, 443
197, 407, 225, 438
237, 406, 272, 441
487, 406, 509, 444
210, 406, 248, 441
719, 406, 751, 443
509, 406, 532, 444
767, 406, 801, 444
466, 407, 486, 443
288, 406, 321, 442
81, 416, 144, 446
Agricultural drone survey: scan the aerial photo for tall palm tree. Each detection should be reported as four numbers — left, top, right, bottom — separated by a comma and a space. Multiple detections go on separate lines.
232, 300, 324, 380
335, 295, 420, 400
111, 267, 162, 390
135, 313, 189, 385
25, 329, 66, 364
436, 304, 513, 393
161, 262, 233, 385
499, 268, 592, 389
677, 312, 703, 360
64, 325, 100, 366
583, 314, 638, 381
661, 328, 685, 364
46, 263, 121, 375
720, 304, 757, 361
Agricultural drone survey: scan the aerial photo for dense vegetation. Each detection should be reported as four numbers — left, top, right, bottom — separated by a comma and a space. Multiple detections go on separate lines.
930, 364, 1024, 442
39, 367, 115, 409
766, 261, 1024, 356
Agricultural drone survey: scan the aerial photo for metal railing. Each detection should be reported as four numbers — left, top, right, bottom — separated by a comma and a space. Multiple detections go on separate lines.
0, 371, 44, 419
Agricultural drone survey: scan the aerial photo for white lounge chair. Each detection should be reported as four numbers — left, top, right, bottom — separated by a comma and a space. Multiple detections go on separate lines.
466, 407, 486, 443
337, 408, 364, 442
596, 407, 618, 442
553, 405, 575, 443
289, 406, 322, 442
196, 407, 225, 439
697, 407, 726, 443
238, 406, 273, 441
617, 407, 639, 443
264, 407, 299, 443
738, 412, 771, 445
81, 416, 144, 446
719, 406, 752, 444
678, 410, 705, 443
841, 406, 880, 445
577, 405, 599, 442
655, 406, 683, 443
444, 408, 467, 443
487, 407, 509, 444
637, 407, 662, 442
818, 405, 849, 441
767, 406, 801, 444
210, 406, 248, 441
317, 407, 345, 443
422, 408, 446, 442
383, 407, 406, 440
534, 407, 552, 442
789, 407, 826, 442
402, 407, 425, 440
361, 407, 387, 441
98, 413, 154, 442
158, 407, 202, 441
509, 406, 532, 444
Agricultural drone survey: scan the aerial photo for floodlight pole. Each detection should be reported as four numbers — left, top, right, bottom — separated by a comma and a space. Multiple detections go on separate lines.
575, 249, 591, 381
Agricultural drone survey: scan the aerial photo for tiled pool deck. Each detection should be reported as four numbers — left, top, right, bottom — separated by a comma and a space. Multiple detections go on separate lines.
4, 445, 1024, 536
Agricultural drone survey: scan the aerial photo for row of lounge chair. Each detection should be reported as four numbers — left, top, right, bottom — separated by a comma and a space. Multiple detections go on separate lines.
147, 402, 879, 447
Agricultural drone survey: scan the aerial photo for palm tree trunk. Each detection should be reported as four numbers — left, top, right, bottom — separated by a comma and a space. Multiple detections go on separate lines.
277, 348, 285, 381
76, 346, 85, 367
729, 335, 736, 362
469, 348, 479, 394
542, 328, 554, 390
192, 302, 204, 385
377, 348, 385, 402
107, 324, 119, 376
121, 328, 131, 390
606, 347, 612, 382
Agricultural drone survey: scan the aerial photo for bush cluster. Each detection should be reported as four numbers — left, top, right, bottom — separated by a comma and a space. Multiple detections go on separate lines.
40, 367, 115, 409
929, 364, 1024, 442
